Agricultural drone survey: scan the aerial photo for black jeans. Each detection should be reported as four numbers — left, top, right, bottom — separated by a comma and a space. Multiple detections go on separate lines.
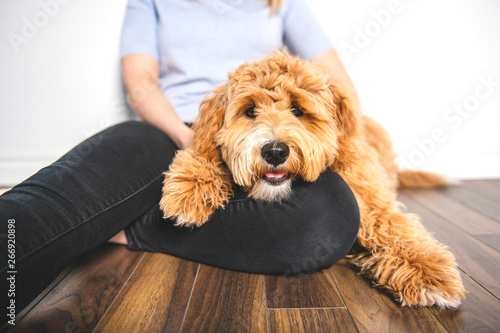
0, 121, 359, 319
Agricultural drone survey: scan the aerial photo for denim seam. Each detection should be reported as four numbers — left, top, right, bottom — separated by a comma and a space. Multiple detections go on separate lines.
7, 187, 77, 230
30, 163, 103, 211
15, 162, 116, 220
125, 225, 143, 251
14, 180, 86, 221
0, 173, 163, 274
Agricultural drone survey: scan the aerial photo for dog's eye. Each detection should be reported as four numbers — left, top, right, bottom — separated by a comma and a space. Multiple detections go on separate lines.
291, 105, 304, 117
245, 107, 257, 118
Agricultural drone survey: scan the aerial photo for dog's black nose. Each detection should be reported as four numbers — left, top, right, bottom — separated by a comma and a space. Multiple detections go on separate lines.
261, 142, 289, 167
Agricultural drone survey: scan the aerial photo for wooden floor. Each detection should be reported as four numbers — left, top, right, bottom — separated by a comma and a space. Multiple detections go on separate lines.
10, 180, 500, 333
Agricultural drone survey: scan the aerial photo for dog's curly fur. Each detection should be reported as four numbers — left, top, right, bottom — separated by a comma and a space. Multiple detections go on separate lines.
159, 51, 465, 309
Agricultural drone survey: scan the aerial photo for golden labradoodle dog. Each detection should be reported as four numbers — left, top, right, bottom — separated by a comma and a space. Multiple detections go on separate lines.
159, 51, 465, 308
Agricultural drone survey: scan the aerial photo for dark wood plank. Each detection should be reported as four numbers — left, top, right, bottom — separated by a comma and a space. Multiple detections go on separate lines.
94, 252, 199, 333
12, 244, 144, 333
430, 272, 500, 332
268, 308, 356, 333
180, 265, 267, 333
404, 188, 500, 235
476, 234, 500, 252
439, 186, 500, 223
14, 258, 78, 325
462, 179, 500, 201
329, 260, 447, 333
265, 269, 344, 309
399, 191, 500, 297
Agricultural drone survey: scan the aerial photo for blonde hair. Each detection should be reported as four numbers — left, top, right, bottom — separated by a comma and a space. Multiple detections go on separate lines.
268, 0, 283, 13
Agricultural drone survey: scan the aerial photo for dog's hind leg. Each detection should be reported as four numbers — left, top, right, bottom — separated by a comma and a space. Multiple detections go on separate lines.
342, 142, 465, 308
363, 115, 449, 189
362, 115, 399, 191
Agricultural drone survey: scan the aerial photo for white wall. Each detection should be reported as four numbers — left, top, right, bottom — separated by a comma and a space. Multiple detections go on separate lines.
309, 0, 500, 179
0, 0, 130, 186
1, 0, 499, 186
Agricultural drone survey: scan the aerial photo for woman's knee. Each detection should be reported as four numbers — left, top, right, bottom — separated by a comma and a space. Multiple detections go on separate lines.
289, 169, 359, 225
288, 202, 358, 272
218, 170, 360, 274
285, 170, 360, 272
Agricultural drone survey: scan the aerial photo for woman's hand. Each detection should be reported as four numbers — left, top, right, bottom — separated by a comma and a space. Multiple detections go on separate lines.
122, 54, 192, 149
177, 124, 194, 150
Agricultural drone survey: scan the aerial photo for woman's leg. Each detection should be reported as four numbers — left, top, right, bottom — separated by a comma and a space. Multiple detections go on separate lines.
0, 121, 177, 316
126, 169, 360, 274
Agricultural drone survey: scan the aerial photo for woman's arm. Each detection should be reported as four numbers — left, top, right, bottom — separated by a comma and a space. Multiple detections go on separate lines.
313, 49, 362, 116
122, 54, 193, 149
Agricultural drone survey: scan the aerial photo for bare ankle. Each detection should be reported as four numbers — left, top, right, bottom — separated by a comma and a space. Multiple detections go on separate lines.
108, 230, 128, 245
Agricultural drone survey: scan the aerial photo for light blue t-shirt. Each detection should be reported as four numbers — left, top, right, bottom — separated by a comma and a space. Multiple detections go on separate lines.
121, 0, 333, 122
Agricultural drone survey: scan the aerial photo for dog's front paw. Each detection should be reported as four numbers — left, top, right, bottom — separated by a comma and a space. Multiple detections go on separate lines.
395, 258, 465, 309
351, 241, 466, 308
160, 188, 215, 227
377, 245, 466, 309
159, 150, 233, 227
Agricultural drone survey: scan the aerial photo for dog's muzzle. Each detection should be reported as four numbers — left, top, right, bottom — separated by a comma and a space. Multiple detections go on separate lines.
261, 142, 289, 185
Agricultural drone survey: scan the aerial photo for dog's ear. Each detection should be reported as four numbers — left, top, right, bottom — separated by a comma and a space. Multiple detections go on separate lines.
192, 84, 227, 162
329, 84, 359, 173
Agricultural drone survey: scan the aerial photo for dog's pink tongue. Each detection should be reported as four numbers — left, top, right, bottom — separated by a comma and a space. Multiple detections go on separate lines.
266, 173, 286, 179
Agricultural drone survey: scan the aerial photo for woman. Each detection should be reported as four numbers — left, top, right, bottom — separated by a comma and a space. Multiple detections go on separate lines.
0, 0, 360, 321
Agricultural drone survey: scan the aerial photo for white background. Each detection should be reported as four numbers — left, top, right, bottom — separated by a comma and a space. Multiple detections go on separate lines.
1, 0, 499, 186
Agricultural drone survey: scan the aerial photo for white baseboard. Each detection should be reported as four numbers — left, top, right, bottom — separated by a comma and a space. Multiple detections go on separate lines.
397, 153, 500, 180
448, 154, 500, 179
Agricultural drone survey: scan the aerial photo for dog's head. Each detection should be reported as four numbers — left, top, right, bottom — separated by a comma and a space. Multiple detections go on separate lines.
192, 51, 358, 201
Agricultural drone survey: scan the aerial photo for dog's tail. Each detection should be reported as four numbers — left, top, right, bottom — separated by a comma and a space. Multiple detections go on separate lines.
397, 170, 450, 189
